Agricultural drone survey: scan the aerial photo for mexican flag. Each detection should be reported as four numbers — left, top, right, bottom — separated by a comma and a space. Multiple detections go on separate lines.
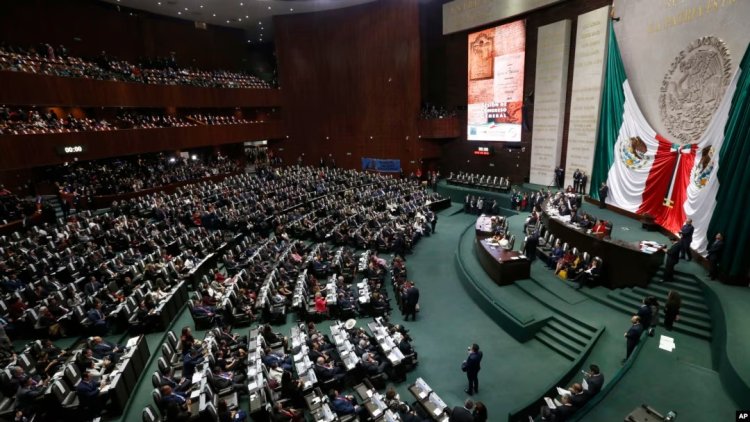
590, 21, 741, 254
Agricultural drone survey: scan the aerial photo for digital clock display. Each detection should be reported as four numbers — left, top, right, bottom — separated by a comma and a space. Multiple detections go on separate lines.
56, 145, 87, 155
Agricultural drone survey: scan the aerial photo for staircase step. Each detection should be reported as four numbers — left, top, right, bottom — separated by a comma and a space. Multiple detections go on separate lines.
619, 290, 710, 324
535, 331, 577, 361
608, 291, 711, 332
633, 286, 707, 312
546, 320, 590, 348
661, 323, 712, 341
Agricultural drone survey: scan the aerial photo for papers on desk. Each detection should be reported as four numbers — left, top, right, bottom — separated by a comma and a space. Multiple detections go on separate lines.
544, 397, 562, 409
582, 379, 589, 391
556, 387, 571, 396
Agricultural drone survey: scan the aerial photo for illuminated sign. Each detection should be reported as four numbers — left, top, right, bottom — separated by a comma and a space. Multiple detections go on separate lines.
56, 145, 87, 155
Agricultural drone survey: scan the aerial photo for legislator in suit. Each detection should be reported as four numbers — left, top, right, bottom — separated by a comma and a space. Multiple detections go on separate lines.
624, 316, 644, 361
679, 219, 694, 261
598, 183, 608, 208
663, 239, 681, 282
448, 400, 475, 422
464, 344, 483, 395
707, 233, 724, 279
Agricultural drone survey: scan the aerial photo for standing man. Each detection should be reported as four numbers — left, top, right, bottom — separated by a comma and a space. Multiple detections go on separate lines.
663, 238, 681, 282
401, 281, 420, 322
430, 212, 438, 234
554, 166, 564, 189
707, 233, 724, 279
463, 344, 482, 395
679, 218, 694, 261
580, 172, 588, 195
623, 316, 644, 363
598, 182, 608, 209
573, 169, 582, 193
524, 231, 539, 262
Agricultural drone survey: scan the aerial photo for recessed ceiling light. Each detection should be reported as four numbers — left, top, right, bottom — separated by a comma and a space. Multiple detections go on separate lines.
238, 18, 242, 21
240, 2, 243, 5
184, 7, 188, 10
226, 20, 230, 23
268, 6, 271, 10
212, 13, 216, 17
200, 5, 203, 8
258, 21, 262, 25
157, 2, 161, 5
245, 15, 249, 19
177, 11, 181, 15
290, 8, 294, 11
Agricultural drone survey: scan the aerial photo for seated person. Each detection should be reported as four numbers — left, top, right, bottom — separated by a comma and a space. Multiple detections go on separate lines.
591, 219, 607, 235
314, 357, 344, 382
329, 389, 367, 418
262, 347, 293, 372
313, 292, 327, 314
554, 250, 575, 275
547, 242, 564, 269
360, 351, 388, 376
573, 259, 601, 289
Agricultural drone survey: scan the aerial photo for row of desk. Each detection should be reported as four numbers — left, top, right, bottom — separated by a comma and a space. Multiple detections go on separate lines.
541, 205, 665, 288
474, 215, 531, 285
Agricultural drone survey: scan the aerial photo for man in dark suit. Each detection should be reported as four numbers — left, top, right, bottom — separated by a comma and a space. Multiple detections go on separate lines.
624, 316, 644, 363
76, 371, 108, 413
464, 344, 482, 395
449, 399, 474, 422
580, 172, 588, 194
583, 364, 604, 397
524, 231, 539, 262
92, 336, 123, 362
181, 349, 204, 381
573, 169, 582, 193
663, 238, 681, 282
707, 232, 723, 279
402, 281, 420, 321
598, 182, 608, 208
679, 218, 694, 261
550, 395, 576, 421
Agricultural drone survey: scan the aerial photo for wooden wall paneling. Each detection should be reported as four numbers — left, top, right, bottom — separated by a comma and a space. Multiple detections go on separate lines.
273, 0, 422, 174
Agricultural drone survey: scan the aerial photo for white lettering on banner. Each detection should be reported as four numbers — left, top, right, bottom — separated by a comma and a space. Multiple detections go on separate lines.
443, 0, 564, 35
530, 20, 571, 186
563, 6, 610, 194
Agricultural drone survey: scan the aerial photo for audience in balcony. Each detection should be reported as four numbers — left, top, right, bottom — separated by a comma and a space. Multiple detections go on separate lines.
0, 107, 264, 135
0, 41, 272, 89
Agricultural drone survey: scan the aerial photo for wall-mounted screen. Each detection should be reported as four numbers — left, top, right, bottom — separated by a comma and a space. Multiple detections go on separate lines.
467, 20, 526, 142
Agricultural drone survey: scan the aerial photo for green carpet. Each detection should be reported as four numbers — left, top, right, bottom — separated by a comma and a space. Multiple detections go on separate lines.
113, 195, 748, 421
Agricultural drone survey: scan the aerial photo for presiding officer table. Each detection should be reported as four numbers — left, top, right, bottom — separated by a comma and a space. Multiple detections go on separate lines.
474, 216, 531, 285
541, 203, 665, 288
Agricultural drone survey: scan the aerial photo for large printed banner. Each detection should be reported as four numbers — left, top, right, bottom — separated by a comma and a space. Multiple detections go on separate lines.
467, 20, 525, 142
361, 158, 401, 173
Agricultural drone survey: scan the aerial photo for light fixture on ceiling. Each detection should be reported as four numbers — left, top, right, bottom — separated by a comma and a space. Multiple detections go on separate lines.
177, 11, 181, 15
212, 13, 216, 16
268, 6, 271, 10
200, 5, 204, 8
184, 7, 188, 10
157, 2, 161, 5
290, 8, 294, 11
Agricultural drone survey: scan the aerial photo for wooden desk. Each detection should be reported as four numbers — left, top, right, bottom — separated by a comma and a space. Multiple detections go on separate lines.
541, 209, 664, 288
474, 238, 531, 285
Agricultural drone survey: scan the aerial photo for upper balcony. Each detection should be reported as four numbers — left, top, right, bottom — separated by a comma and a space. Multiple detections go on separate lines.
0, 71, 282, 108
